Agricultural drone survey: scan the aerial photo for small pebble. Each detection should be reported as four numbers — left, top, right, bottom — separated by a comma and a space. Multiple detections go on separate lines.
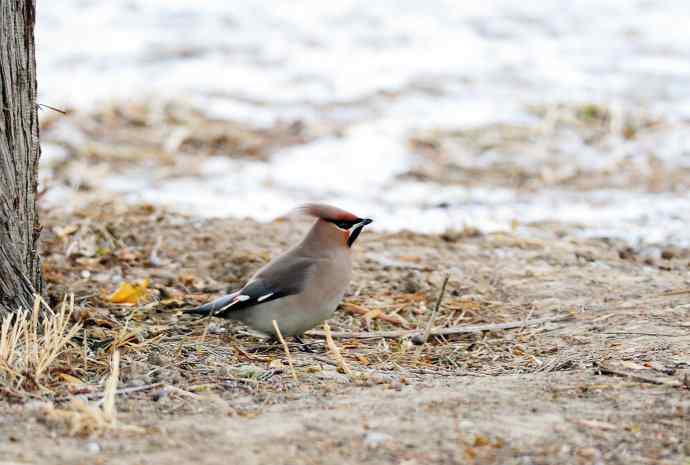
153, 387, 171, 402
85, 442, 101, 454
401, 270, 425, 293
364, 431, 392, 448
618, 247, 635, 260
661, 248, 676, 260
207, 322, 226, 334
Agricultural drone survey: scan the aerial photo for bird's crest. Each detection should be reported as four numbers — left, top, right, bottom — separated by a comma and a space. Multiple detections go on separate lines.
289, 203, 359, 222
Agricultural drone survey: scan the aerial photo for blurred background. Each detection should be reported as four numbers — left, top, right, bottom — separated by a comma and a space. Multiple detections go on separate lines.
36, 0, 690, 244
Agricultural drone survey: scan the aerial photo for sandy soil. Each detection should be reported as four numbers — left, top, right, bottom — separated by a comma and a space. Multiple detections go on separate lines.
1, 204, 689, 465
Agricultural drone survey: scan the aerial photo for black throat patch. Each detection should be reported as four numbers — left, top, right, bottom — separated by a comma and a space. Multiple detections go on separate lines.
347, 223, 365, 247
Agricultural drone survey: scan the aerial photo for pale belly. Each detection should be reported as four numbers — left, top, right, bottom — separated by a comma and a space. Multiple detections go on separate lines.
230, 290, 345, 337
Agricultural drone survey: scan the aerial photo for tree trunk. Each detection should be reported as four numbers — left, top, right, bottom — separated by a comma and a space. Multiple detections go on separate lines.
0, 0, 43, 314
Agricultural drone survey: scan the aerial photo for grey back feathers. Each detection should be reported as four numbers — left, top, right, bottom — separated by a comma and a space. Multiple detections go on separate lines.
186, 256, 315, 318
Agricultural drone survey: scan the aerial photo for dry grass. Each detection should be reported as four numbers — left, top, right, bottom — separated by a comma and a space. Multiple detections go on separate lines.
0, 294, 141, 436
323, 322, 352, 375
272, 320, 298, 382
40, 349, 145, 437
0, 295, 82, 391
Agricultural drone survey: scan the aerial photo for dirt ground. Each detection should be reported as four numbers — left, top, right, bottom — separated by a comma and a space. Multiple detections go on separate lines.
0, 203, 688, 465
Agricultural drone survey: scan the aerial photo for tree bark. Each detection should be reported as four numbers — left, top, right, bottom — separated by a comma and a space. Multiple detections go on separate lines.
0, 0, 43, 314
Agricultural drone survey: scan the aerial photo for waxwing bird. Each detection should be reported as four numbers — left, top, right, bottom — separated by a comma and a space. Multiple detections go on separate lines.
186, 203, 373, 337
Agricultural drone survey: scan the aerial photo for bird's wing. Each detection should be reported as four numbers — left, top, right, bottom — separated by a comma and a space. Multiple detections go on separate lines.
187, 256, 315, 318
185, 291, 241, 316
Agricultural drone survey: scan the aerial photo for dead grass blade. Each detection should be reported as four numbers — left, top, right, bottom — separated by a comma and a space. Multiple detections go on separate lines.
412, 274, 450, 345
102, 350, 120, 424
309, 314, 573, 339
0, 294, 82, 390
272, 320, 298, 382
42, 349, 143, 436
323, 322, 352, 375
594, 361, 683, 387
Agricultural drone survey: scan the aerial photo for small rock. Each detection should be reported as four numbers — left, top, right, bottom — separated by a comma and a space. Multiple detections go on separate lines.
207, 322, 226, 334
618, 247, 635, 260
153, 387, 171, 402
364, 431, 392, 448
85, 442, 101, 454
661, 248, 677, 260
401, 270, 425, 294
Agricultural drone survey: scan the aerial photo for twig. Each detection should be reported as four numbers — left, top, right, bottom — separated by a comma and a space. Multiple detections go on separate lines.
161, 384, 200, 399
312, 355, 338, 367
272, 320, 298, 382
601, 332, 684, 337
518, 305, 536, 335
594, 362, 682, 387
37, 103, 67, 114
85, 383, 165, 405
412, 274, 449, 345
84, 383, 164, 403
409, 368, 478, 377
308, 314, 573, 339
323, 322, 351, 375
657, 288, 690, 297
574, 419, 618, 431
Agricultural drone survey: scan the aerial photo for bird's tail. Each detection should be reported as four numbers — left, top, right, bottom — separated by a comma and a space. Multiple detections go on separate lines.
185, 293, 238, 317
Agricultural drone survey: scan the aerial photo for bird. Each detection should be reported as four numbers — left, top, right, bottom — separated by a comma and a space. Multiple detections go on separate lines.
185, 203, 373, 338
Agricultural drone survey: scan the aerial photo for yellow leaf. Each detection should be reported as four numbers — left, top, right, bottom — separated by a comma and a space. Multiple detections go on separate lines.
363, 309, 382, 321
109, 279, 149, 304
268, 359, 284, 369
473, 435, 490, 447
628, 424, 641, 433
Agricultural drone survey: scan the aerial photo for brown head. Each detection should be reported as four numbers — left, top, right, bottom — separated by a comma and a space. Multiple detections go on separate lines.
292, 203, 373, 249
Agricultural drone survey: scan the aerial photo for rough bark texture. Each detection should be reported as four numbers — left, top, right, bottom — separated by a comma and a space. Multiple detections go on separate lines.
0, 0, 42, 314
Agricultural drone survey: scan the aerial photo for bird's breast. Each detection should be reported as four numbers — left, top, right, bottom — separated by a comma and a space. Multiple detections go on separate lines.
307, 253, 352, 308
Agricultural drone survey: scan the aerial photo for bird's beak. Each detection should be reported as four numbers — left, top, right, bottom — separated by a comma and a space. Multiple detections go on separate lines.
347, 218, 373, 247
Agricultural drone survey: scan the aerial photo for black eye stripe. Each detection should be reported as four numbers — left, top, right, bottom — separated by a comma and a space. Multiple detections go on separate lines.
328, 219, 355, 229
